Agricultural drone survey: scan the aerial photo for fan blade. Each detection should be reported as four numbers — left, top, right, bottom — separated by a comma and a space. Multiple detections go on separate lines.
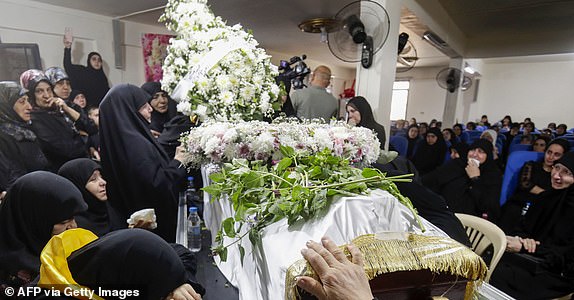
397, 56, 413, 67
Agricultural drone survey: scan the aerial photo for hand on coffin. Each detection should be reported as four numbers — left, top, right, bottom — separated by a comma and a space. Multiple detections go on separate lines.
296, 237, 374, 300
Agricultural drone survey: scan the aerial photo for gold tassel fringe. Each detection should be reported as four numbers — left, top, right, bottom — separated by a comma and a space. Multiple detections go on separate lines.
285, 233, 487, 300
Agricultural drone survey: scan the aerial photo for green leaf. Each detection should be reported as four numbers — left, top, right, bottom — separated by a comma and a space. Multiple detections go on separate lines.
243, 171, 263, 189
209, 172, 226, 183
238, 245, 245, 266
222, 217, 236, 238
220, 247, 228, 262
279, 145, 295, 157
276, 157, 293, 173
309, 166, 323, 179
202, 184, 221, 197
362, 168, 381, 179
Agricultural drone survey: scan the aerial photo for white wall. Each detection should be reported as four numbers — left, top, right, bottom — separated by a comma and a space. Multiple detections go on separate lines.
0, 0, 171, 87
468, 54, 574, 127
396, 66, 448, 124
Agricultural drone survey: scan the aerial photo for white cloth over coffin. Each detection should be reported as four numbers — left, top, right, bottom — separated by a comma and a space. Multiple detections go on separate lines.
200, 166, 447, 300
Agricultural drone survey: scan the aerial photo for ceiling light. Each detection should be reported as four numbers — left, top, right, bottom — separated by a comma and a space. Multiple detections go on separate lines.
298, 18, 339, 43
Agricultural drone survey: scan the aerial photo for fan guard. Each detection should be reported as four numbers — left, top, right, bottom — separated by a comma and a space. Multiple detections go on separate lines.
328, 0, 390, 63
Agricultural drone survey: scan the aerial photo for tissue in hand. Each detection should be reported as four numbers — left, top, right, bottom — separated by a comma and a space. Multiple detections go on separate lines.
127, 208, 158, 229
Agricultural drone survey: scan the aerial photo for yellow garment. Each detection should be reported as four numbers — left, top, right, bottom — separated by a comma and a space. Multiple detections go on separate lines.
39, 228, 103, 300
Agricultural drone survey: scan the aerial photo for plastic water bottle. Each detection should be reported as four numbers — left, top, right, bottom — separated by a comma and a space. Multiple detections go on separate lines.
188, 206, 201, 252
185, 176, 202, 216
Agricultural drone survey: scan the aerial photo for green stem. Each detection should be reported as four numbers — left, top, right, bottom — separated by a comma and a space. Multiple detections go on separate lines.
309, 176, 382, 190
254, 171, 293, 187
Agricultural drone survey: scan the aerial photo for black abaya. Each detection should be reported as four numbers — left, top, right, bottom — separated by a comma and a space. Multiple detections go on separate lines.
65, 229, 204, 299
58, 158, 122, 237
0, 171, 86, 286
99, 84, 187, 242
63, 49, 110, 108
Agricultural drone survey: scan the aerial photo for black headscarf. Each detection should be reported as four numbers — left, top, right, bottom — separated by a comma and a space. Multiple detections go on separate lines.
411, 127, 447, 175
141, 82, 178, 133
347, 96, 386, 147
100, 84, 185, 242
67, 229, 193, 299
520, 152, 574, 276
58, 158, 120, 237
0, 171, 87, 273
469, 138, 494, 161
83, 52, 110, 107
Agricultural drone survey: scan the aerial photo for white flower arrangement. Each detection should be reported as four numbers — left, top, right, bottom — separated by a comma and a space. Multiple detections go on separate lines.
180, 120, 381, 168
160, 0, 281, 122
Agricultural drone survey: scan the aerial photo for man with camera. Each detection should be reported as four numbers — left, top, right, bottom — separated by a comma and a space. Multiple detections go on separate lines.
291, 65, 338, 121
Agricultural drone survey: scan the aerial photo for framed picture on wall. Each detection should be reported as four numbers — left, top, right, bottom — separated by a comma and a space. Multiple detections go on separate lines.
0, 43, 42, 82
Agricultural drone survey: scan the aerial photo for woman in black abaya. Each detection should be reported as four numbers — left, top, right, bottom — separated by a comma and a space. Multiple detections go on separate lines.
411, 127, 447, 175
63, 35, 110, 108
422, 139, 502, 221
346, 96, 386, 148
58, 158, 123, 237
141, 81, 177, 137
0, 81, 48, 189
99, 84, 187, 242
490, 152, 574, 299
0, 171, 86, 290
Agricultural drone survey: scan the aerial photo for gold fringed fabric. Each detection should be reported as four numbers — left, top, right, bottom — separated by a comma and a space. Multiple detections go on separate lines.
285, 233, 487, 300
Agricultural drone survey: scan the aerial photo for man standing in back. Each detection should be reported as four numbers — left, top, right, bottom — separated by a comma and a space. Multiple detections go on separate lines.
291, 65, 338, 121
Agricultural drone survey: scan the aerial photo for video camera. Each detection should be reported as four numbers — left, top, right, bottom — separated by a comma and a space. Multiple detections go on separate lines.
276, 54, 310, 93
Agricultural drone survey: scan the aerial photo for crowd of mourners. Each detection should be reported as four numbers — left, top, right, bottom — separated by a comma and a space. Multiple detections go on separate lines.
0, 37, 573, 299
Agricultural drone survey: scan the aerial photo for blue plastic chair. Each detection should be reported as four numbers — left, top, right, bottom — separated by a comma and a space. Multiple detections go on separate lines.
509, 143, 532, 154
499, 151, 544, 205
466, 130, 483, 144
389, 135, 408, 157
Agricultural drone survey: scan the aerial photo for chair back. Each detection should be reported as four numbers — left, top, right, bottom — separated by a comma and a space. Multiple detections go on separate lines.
466, 130, 483, 144
499, 151, 544, 205
508, 143, 532, 154
455, 213, 507, 282
389, 135, 408, 157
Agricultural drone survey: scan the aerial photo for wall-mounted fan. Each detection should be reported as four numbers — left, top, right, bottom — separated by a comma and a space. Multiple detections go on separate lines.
328, 0, 390, 68
436, 67, 472, 93
396, 32, 418, 73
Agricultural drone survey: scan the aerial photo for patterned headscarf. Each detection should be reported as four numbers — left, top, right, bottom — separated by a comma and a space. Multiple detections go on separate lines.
45, 67, 69, 85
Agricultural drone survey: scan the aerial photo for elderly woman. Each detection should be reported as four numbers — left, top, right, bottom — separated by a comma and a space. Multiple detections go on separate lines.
346, 96, 386, 148
99, 84, 188, 242
58, 158, 124, 237
422, 139, 502, 221
491, 152, 574, 299
0, 171, 87, 290
141, 81, 177, 138
0, 81, 48, 190
499, 138, 570, 233
20, 69, 89, 171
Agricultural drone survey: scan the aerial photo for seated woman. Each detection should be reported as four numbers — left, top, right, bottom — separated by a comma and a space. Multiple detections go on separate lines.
58, 158, 124, 236
20, 69, 89, 171
499, 138, 570, 233
141, 82, 177, 138
411, 127, 447, 175
0, 171, 87, 290
38, 229, 204, 299
442, 128, 458, 145
490, 152, 574, 299
346, 96, 386, 148
405, 124, 420, 159
422, 139, 502, 221
99, 84, 188, 242
0, 81, 48, 190
532, 135, 551, 153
